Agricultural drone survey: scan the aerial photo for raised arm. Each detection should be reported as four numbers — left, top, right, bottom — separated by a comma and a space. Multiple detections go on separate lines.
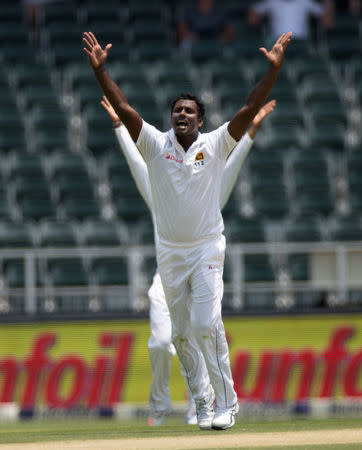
83, 32, 143, 142
220, 100, 276, 209
227, 32, 291, 141
101, 96, 153, 211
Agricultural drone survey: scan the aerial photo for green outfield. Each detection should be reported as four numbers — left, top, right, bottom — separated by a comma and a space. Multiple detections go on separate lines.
1, 417, 362, 448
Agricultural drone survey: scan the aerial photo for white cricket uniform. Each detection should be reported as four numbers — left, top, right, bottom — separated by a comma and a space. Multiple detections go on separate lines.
115, 125, 253, 412
137, 120, 236, 409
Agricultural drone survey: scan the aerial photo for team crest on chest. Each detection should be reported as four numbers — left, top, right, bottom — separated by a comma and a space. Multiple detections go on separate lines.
194, 152, 205, 167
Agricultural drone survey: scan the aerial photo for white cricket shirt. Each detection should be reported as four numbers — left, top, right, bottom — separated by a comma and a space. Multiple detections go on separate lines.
136, 121, 237, 246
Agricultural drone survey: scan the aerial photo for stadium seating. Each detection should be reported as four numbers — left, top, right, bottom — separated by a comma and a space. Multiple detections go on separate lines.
0, 0, 360, 314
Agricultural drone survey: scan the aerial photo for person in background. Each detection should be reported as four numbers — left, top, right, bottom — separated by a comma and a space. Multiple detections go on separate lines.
176, 0, 235, 54
248, 0, 333, 46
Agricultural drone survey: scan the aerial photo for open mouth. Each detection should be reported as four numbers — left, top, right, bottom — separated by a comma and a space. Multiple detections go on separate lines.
176, 120, 188, 129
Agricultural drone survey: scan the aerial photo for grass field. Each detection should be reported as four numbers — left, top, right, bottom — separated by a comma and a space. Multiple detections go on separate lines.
1, 417, 362, 449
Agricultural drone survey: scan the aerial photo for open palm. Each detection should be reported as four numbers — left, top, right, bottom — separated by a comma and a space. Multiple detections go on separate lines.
260, 32, 292, 68
253, 99, 276, 126
83, 31, 112, 69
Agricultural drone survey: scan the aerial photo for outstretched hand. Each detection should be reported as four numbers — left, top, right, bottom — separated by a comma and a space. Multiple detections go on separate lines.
252, 99, 276, 126
83, 31, 112, 69
101, 95, 120, 124
259, 32, 292, 68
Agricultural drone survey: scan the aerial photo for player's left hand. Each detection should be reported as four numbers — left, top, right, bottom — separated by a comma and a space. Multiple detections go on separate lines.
252, 99, 276, 126
101, 95, 120, 124
83, 31, 112, 70
259, 32, 292, 68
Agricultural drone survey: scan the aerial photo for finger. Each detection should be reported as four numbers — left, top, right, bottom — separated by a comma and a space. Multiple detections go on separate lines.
259, 47, 267, 56
89, 32, 98, 46
266, 99, 276, 109
83, 32, 94, 46
281, 32, 292, 47
83, 47, 92, 57
275, 33, 285, 46
83, 36, 93, 50
105, 43, 112, 54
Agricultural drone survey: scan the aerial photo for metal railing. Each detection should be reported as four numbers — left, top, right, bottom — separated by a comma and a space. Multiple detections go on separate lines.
1, 241, 362, 317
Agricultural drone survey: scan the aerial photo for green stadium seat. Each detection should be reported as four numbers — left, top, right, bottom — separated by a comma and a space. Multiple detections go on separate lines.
42, 2, 78, 26
327, 36, 361, 64
50, 152, 88, 177
0, 24, 29, 44
48, 258, 88, 286
216, 83, 252, 110
80, 219, 124, 246
225, 216, 265, 243
290, 58, 330, 83
84, 4, 124, 24
301, 77, 341, 106
52, 41, 85, 67
297, 188, 334, 216
138, 218, 156, 244
0, 43, 36, 64
114, 197, 150, 225
86, 128, 119, 156
130, 18, 170, 44
0, 222, 33, 248
134, 41, 173, 62
128, 3, 168, 22
142, 255, 158, 285
288, 253, 310, 281
244, 254, 275, 282
56, 173, 94, 200
38, 221, 77, 247
33, 128, 69, 152
329, 214, 362, 241
13, 63, 53, 90
308, 101, 347, 127
0, 5, 23, 23
8, 153, 43, 177
253, 186, 289, 218
20, 85, 59, 111
208, 60, 244, 86
18, 192, 55, 221
284, 215, 322, 242
221, 193, 239, 220
190, 40, 223, 63
307, 125, 345, 150
3, 260, 25, 288
91, 257, 128, 285
62, 196, 100, 220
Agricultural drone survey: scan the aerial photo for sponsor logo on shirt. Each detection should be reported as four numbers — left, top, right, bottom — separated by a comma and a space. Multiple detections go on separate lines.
165, 152, 183, 164
194, 151, 205, 167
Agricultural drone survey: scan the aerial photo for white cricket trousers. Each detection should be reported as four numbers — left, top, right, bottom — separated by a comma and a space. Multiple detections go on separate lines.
157, 235, 237, 409
147, 271, 175, 413
148, 271, 207, 413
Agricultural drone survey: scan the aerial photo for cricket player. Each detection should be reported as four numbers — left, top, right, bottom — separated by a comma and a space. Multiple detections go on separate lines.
83, 30, 291, 430
101, 96, 275, 426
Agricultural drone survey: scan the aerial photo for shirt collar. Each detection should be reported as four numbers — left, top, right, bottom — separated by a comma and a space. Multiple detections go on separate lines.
167, 128, 204, 153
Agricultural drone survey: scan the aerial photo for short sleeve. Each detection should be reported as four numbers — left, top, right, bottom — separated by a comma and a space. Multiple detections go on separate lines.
206, 122, 238, 160
136, 120, 164, 163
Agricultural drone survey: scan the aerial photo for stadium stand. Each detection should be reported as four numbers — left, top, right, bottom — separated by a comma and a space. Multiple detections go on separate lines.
0, 0, 361, 316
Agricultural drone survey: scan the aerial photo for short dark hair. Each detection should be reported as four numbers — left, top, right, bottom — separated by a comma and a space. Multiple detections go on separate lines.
171, 93, 205, 120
